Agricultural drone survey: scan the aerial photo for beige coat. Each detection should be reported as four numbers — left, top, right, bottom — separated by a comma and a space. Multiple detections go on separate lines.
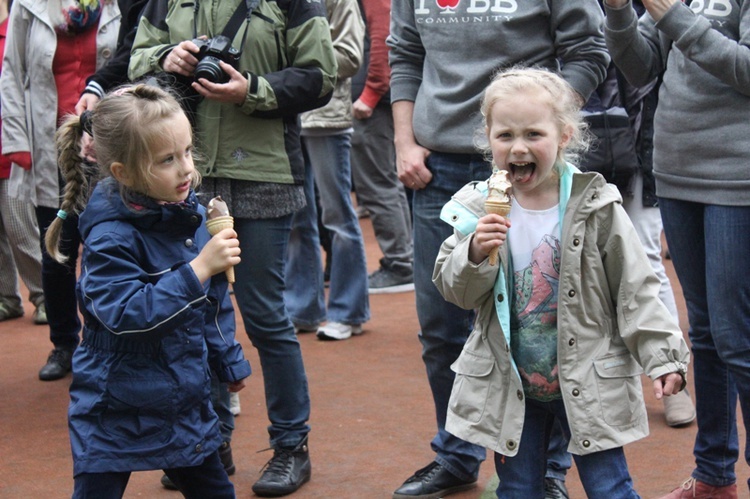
433, 168, 689, 457
300, 0, 363, 130
1, 0, 120, 208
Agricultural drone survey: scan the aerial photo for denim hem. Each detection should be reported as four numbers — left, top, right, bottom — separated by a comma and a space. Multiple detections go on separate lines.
434, 454, 479, 483
691, 471, 737, 489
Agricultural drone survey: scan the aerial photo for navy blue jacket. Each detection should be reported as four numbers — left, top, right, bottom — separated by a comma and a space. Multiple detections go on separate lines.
69, 179, 251, 475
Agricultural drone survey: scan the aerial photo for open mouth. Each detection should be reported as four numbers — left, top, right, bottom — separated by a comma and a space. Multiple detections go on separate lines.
509, 162, 535, 183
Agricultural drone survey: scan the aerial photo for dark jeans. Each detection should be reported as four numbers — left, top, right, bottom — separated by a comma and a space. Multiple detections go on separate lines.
36, 206, 81, 350
413, 152, 491, 480
72, 451, 233, 498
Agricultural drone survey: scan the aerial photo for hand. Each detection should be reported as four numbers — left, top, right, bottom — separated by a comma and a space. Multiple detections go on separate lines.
603, 0, 630, 7
75, 93, 101, 115
163, 39, 202, 78
81, 133, 96, 163
395, 140, 432, 190
228, 379, 246, 393
469, 214, 510, 264
4, 151, 32, 170
190, 227, 241, 283
353, 98, 374, 120
192, 62, 248, 105
652, 372, 684, 400
642, 0, 680, 21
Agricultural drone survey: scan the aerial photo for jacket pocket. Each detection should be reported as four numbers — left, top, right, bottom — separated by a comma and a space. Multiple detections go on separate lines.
101, 374, 175, 442
449, 349, 495, 424
593, 352, 645, 427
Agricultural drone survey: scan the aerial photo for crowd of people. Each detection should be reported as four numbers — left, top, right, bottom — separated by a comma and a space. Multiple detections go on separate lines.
1, 0, 748, 498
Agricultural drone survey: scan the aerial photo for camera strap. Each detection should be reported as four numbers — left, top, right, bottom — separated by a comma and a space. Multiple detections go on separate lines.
192, 0, 259, 43
221, 0, 259, 40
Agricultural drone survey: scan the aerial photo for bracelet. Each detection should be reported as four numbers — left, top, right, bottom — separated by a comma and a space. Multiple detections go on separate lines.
56, 209, 68, 220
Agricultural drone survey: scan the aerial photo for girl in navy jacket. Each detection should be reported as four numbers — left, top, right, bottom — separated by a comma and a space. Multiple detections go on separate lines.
46, 83, 250, 499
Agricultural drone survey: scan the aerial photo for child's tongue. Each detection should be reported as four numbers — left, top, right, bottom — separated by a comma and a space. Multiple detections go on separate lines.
512, 163, 534, 183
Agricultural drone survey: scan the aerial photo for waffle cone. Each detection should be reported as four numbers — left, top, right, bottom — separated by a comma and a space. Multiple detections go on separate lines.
205, 216, 234, 235
484, 200, 511, 266
205, 216, 235, 283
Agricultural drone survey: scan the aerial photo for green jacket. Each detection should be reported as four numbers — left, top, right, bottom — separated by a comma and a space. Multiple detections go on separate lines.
129, 0, 337, 184
434, 167, 689, 456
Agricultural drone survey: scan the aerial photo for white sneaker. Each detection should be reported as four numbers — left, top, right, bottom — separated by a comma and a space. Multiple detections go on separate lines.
229, 392, 241, 416
316, 322, 363, 341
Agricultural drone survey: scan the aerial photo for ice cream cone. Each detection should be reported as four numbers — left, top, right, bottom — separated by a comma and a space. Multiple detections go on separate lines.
205, 216, 235, 283
484, 199, 511, 266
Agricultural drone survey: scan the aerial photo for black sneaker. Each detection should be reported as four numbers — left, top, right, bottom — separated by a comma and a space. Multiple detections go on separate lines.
393, 461, 476, 498
38, 347, 73, 381
368, 266, 414, 295
544, 477, 570, 499
252, 436, 311, 497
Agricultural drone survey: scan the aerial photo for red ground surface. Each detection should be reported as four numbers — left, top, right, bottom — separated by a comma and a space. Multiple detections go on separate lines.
0, 216, 745, 498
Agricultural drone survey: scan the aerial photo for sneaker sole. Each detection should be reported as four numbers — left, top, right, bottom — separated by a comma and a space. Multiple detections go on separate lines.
316, 326, 363, 341
369, 283, 415, 295
392, 481, 477, 499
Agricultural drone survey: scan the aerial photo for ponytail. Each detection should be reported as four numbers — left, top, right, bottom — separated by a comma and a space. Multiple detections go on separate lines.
45, 114, 90, 263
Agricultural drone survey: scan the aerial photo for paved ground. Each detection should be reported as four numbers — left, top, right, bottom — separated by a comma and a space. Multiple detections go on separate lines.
0, 216, 745, 498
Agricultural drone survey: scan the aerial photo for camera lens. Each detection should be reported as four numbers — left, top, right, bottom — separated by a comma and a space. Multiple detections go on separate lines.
195, 56, 227, 84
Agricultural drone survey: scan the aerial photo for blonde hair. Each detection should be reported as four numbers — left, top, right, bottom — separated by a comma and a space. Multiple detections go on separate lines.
46, 83, 201, 263
475, 66, 591, 166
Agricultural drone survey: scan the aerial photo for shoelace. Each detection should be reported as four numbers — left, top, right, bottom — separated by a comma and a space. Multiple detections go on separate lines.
258, 447, 294, 476
679, 477, 696, 491
408, 462, 441, 483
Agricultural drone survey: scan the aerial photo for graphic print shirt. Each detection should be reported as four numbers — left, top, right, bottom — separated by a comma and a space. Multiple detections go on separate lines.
508, 199, 562, 401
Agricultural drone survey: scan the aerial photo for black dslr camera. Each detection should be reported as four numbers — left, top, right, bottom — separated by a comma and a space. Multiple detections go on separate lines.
192, 35, 241, 84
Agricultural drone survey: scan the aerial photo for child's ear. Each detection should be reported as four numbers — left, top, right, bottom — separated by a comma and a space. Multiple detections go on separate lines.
110, 162, 132, 187
559, 124, 574, 150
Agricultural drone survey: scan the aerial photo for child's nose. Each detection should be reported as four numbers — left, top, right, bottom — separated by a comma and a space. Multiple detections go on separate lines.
511, 139, 528, 154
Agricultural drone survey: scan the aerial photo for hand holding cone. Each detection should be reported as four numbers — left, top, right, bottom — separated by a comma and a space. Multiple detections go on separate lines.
485, 169, 512, 266
206, 196, 235, 283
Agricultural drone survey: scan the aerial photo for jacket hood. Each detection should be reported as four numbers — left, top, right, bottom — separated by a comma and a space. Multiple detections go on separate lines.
79, 178, 204, 240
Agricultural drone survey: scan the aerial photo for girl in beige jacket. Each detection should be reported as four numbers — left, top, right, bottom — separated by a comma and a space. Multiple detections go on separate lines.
433, 67, 690, 498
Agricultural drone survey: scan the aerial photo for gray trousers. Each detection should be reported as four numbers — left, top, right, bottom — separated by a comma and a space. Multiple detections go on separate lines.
350, 103, 413, 272
0, 179, 44, 309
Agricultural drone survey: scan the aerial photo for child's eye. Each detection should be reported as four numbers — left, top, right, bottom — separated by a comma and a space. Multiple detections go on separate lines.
160, 155, 174, 164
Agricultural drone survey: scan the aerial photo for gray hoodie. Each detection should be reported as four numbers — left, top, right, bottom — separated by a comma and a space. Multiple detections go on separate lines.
387, 0, 610, 154
604, 0, 750, 206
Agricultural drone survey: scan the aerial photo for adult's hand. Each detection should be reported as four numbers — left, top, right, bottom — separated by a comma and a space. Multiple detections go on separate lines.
192, 61, 248, 105
603, 0, 630, 7
75, 93, 101, 115
642, 0, 680, 21
163, 39, 202, 78
5, 151, 32, 170
393, 100, 432, 190
353, 98, 374, 120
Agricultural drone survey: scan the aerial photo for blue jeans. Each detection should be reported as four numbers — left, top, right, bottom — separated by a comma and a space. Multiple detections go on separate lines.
545, 418, 571, 481
73, 451, 233, 499
494, 399, 639, 498
286, 133, 369, 326
414, 152, 491, 481
660, 198, 750, 489
233, 215, 311, 448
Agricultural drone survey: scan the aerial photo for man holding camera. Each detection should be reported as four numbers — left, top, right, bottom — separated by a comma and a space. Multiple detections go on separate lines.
129, 1, 337, 496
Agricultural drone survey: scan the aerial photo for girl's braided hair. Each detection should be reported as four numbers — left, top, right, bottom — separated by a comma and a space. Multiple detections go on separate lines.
45, 83, 200, 262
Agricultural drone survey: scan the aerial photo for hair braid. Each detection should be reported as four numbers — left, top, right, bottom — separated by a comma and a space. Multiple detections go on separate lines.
45, 115, 88, 263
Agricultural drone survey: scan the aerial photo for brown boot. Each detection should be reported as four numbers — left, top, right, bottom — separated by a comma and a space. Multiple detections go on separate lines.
658, 477, 738, 499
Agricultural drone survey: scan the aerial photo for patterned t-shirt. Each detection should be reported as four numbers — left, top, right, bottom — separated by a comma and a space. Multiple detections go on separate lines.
508, 199, 562, 401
